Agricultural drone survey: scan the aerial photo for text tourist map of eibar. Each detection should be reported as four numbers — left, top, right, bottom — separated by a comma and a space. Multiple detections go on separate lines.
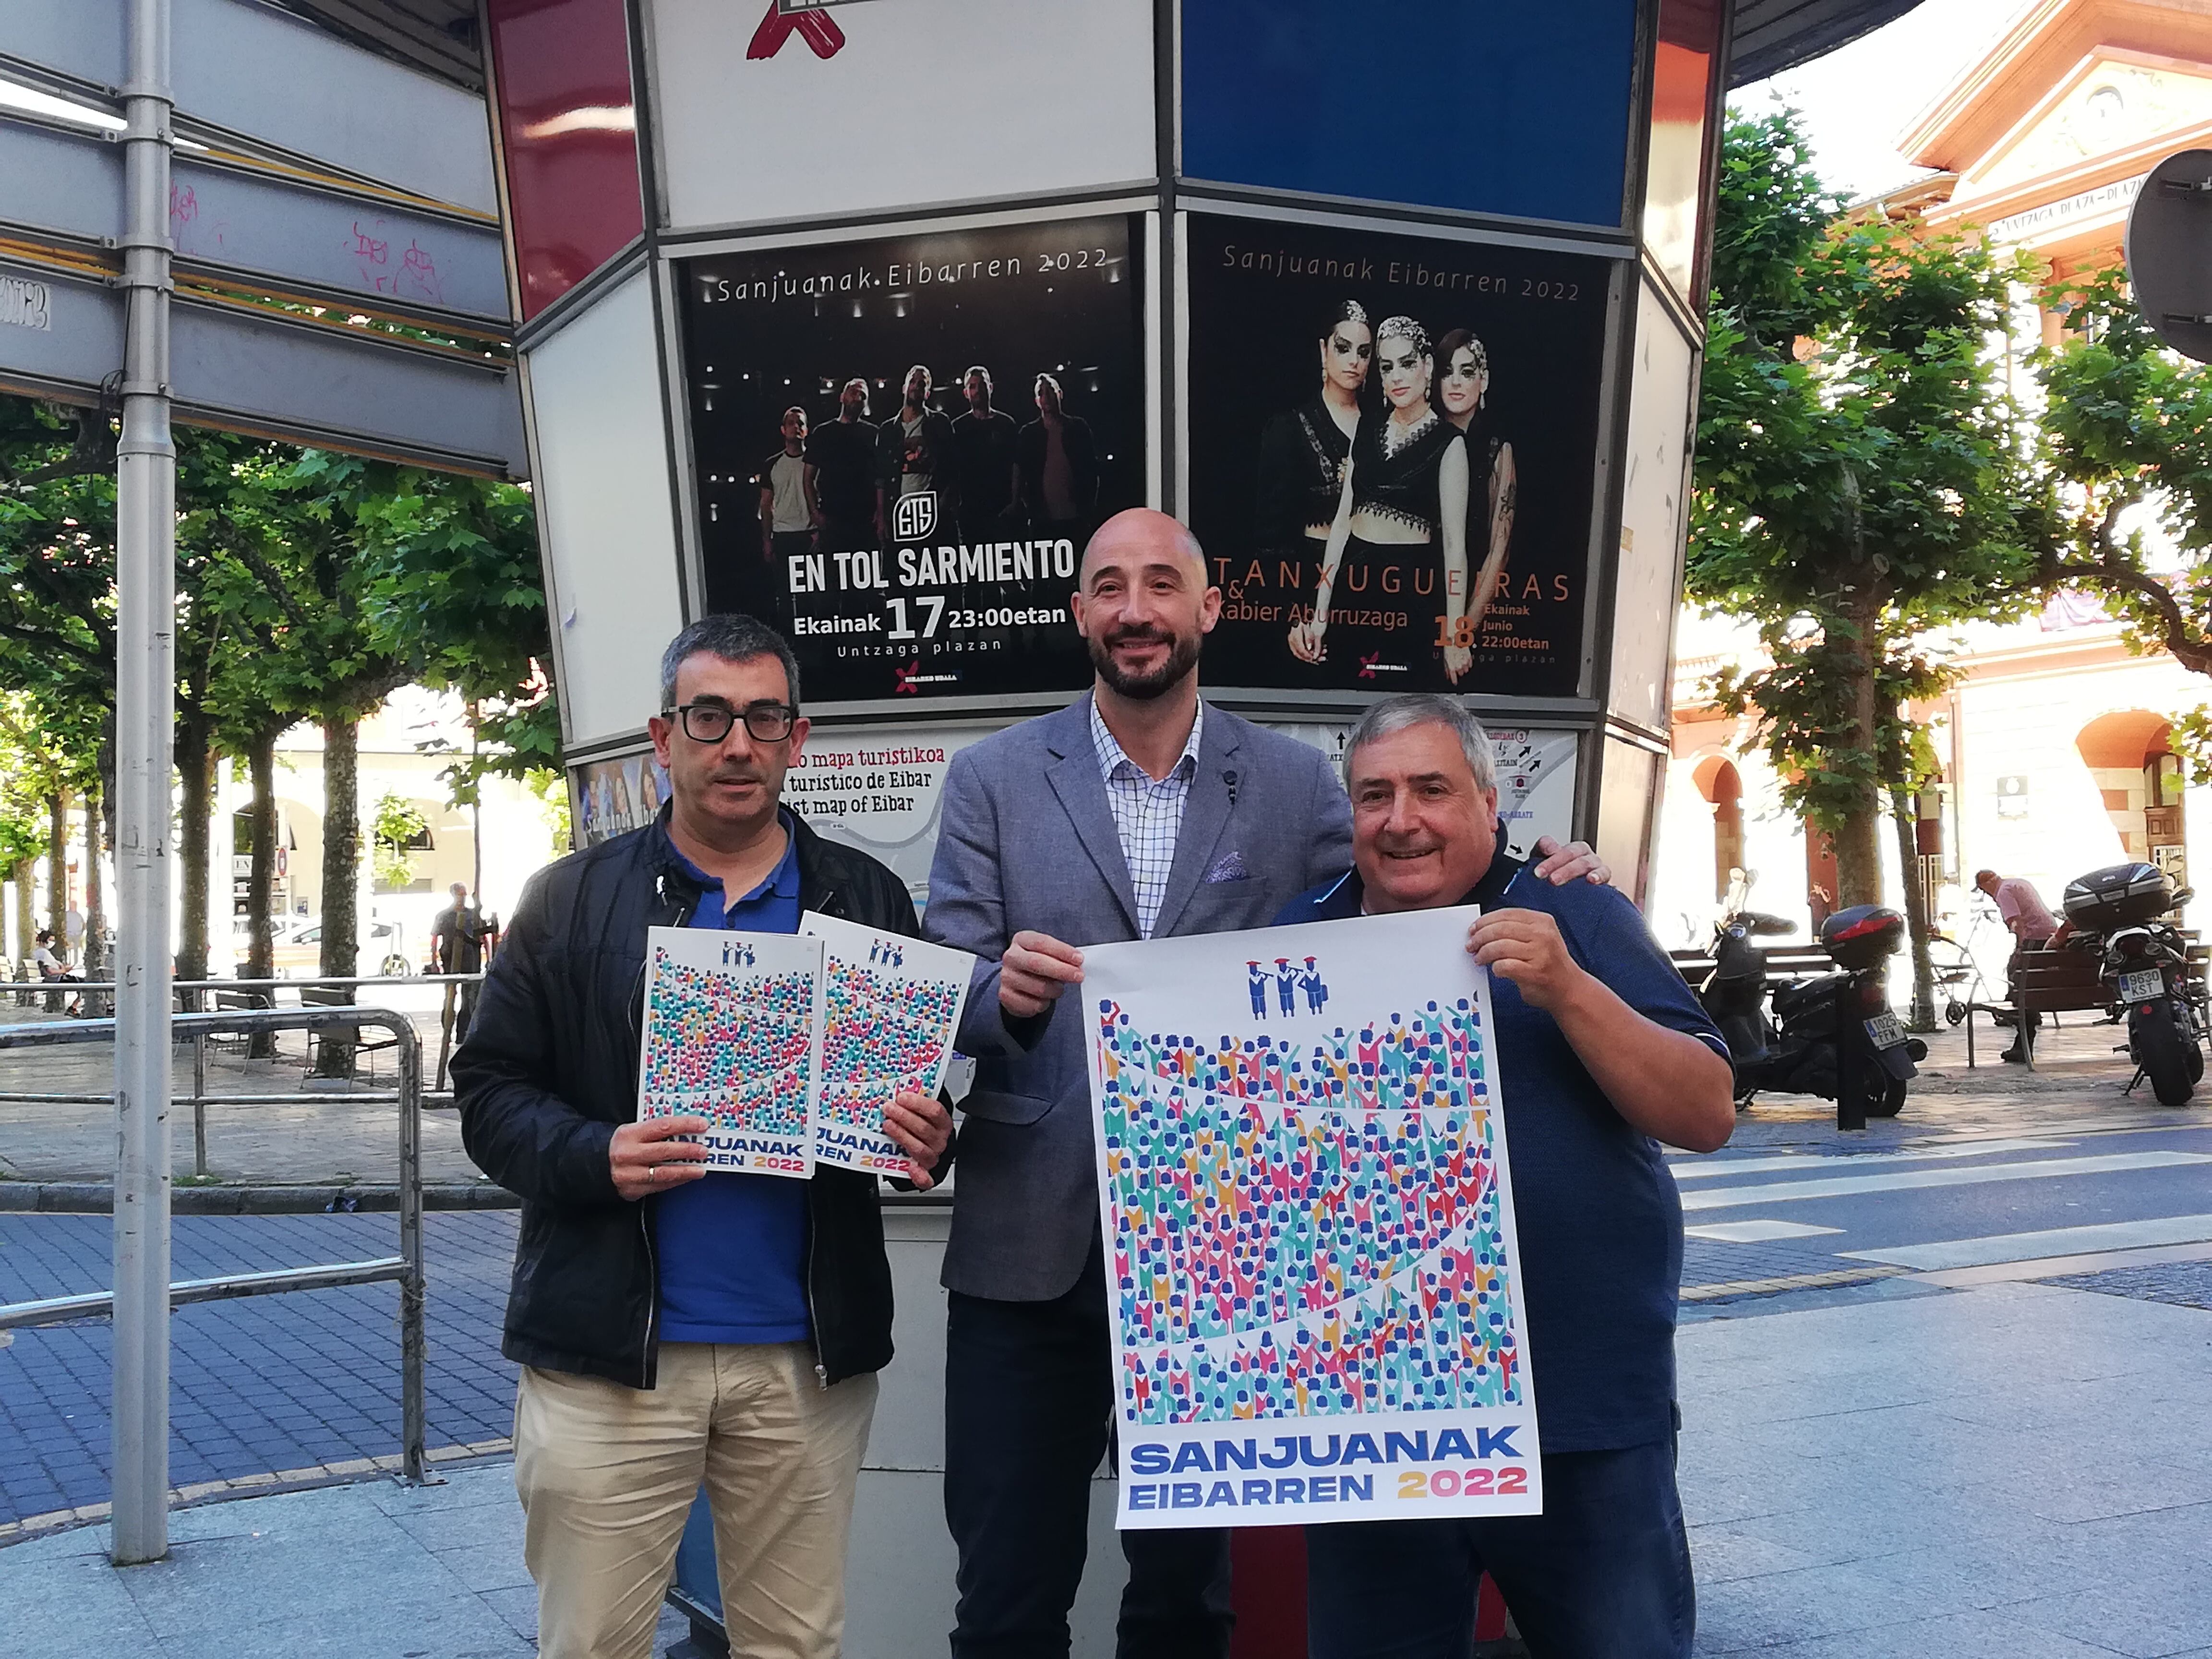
1083, 909, 1542, 1529
678, 216, 1144, 705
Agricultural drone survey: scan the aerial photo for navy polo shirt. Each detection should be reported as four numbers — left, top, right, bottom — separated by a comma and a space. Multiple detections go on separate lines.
651, 813, 812, 1346
1276, 841, 1729, 1452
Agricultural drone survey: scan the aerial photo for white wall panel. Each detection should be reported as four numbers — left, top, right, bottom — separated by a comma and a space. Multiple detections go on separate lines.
643, 0, 1155, 231
1611, 282, 1699, 732
525, 270, 684, 748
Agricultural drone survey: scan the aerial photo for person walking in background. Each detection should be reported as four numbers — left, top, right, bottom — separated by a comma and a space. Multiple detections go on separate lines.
455, 613, 951, 1659
1974, 867, 2066, 1063
429, 881, 494, 1046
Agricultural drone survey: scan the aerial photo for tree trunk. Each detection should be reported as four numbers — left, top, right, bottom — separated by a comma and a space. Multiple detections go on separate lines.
1831, 613, 1886, 907
11, 861, 32, 982
81, 777, 106, 1018
313, 714, 361, 1078
175, 713, 213, 1000
45, 787, 67, 945
1889, 785, 1938, 1031
245, 729, 279, 1058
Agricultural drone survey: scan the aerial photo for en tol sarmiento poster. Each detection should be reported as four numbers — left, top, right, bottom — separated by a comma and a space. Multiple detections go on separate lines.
1083, 907, 1541, 1529
802, 911, 974, 1177
638, 927, 824, 1178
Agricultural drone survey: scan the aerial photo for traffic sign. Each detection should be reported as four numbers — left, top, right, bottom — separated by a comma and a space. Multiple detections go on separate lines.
2126, 148, 2212, 363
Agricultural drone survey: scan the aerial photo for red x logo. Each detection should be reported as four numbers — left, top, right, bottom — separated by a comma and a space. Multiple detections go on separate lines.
747, 0, 847, 60
893, 658, 921, 695
1358, 652, 1381, 680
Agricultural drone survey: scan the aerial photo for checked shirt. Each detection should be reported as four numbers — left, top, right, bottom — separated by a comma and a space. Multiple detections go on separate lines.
1088, 697, 1204, 940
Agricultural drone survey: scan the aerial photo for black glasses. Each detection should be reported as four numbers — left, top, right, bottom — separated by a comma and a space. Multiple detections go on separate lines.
663, 701, 798, 744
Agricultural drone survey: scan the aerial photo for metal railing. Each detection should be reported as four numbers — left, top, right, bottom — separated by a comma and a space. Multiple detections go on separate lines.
0, 1006, 428, 1483
0, 972, 481, 1175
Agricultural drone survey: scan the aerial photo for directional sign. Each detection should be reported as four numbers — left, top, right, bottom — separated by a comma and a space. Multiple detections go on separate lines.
2126, 148, 2212, 364
0, 251, 525, 477
0, 0, 497, 215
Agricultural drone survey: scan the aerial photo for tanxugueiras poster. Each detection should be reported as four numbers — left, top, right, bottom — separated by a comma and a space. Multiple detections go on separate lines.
802, 911, 974, 1176
638, 927, 823, 1178
1084, 908, 1541, 1530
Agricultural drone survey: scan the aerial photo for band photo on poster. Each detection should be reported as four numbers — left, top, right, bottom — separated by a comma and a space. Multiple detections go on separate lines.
1186, 213, 1610, 698
678, 215, 1145, 705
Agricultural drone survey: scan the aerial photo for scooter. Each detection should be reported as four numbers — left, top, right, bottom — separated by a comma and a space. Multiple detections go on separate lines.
1715, 905, 1928, 1125
2060, 863, 2203, 1106
1695, 900, 1797, 1108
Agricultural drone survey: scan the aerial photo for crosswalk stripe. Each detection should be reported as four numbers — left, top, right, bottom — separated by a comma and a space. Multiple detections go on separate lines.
1681, 1265, 1911, 1301
1668, 1138, 2074, 1181
1676, 1150, 2212, 1211
1840, 1213, 2212, 1270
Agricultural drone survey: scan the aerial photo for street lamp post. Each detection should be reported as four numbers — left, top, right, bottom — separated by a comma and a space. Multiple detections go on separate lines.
111, 0, 177, 1567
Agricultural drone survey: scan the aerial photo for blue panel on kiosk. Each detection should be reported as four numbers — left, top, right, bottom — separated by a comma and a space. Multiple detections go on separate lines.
1180, 0, 1637, 228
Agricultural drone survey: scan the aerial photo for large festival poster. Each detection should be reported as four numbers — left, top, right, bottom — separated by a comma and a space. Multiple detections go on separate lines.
1185, 213, 1610, 699
638, 927, 824, 1178
1084, 910, 1541, 1530
801, 911, 974, 1177
677, 215, 1145, 707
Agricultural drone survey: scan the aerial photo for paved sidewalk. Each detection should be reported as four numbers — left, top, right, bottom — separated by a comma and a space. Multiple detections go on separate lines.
8, 1278, 2205, 1657
0, 1461, 690, 1659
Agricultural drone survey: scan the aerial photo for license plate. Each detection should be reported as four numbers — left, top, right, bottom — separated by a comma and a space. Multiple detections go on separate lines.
2119, 968, 2166, 1003
1865, 1011, 1906, 1050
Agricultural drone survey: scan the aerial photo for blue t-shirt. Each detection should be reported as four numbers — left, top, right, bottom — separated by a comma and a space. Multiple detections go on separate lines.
1276, 842, 1728, 1452
651, 815, 812, 1346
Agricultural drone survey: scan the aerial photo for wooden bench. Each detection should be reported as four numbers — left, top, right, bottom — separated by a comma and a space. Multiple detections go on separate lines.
1670, 945, 1838, 991
299, 984, 400, 1080
1965, 946, 2109, 1070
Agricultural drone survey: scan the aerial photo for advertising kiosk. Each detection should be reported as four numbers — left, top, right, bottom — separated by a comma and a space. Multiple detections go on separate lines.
478, 0, 1729, 1648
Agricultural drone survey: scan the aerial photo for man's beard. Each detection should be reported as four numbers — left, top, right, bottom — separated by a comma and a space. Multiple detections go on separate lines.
1091, 626, 1201, 699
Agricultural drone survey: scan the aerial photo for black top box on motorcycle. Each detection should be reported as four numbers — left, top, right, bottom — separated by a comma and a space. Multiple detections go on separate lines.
1818, 905, 1906, 970
2061, 862, 2174, 931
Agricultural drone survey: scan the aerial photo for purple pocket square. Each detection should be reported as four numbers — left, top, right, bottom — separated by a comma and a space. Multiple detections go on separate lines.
1203, 851, 1250, 884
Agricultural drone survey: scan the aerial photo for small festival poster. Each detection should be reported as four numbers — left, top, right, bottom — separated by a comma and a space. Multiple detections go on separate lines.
1084, 907, 1541, 1529
801, 912, 975, 1176
638, 926, 823, 1178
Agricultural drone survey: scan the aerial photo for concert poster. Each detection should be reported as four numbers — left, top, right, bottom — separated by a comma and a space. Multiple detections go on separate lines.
677, 215, 1146, 706
1185, 213, 1610, 698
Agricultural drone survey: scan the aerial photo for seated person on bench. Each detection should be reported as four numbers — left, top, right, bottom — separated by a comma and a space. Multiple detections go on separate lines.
33, 929, 83, 1015
1974, 869, 2068, 1062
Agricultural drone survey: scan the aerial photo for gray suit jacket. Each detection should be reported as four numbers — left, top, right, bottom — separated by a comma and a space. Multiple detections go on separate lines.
924, 695, 1354, 1301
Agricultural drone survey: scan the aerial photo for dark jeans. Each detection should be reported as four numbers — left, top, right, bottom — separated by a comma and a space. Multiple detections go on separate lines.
1306, 1440, 1694, 1659
945, 1244, 1232, 1659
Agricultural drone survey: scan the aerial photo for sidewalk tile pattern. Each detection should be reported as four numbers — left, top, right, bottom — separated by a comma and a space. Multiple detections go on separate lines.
0, 1211, 519, 1526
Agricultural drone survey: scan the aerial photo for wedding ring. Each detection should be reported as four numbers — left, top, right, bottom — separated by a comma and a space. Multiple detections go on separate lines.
649, 1165, 661, 1181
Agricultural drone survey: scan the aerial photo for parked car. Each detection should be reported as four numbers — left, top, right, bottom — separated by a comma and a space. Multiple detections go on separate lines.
241, 916, 410, 979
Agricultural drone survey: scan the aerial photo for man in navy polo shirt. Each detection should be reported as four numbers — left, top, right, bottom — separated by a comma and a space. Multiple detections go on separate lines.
1274, 693, 1735, 1659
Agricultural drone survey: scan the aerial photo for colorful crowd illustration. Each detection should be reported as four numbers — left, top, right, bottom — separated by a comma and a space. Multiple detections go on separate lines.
1096, 996, 1524, 1426
641, 945, 815, 1139
817, 953, 963, 1136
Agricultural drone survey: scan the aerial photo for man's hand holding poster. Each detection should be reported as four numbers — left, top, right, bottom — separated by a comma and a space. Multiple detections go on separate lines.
1082, 908, 1542, 1529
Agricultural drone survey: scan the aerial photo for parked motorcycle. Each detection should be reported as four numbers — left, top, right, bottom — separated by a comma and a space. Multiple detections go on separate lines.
1700, 903, 1927, 1122
1695, 901, 1796, 1107
2059, 862, 2203, 1106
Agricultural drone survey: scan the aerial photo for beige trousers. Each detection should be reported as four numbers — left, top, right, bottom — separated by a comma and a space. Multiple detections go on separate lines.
515, 1343, 878, 1659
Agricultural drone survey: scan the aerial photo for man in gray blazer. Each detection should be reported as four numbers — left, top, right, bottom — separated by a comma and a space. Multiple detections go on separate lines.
925, 508, 1603, 1659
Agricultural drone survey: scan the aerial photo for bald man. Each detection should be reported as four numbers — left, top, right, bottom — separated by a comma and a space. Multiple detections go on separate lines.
924, 509, 1610, 1659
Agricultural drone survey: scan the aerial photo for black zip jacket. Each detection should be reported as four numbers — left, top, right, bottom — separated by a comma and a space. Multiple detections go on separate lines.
454, 806, 920, 1389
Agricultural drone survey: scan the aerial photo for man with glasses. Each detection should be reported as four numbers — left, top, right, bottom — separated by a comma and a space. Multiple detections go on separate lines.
456, 613, 954, 1659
